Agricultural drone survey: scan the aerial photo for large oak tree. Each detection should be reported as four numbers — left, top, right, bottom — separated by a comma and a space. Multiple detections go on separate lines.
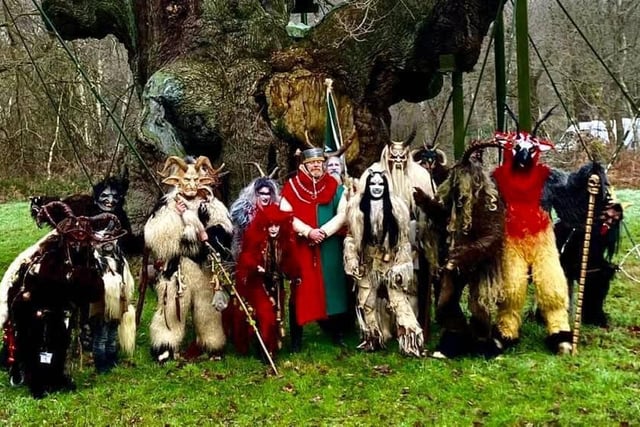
41, 0, 500, 229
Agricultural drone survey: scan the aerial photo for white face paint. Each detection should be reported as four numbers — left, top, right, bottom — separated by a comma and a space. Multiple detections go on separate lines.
256, 186, 272, 207
368, 173, 385, 199
268, 224, 280, 238
96, 186, 121, 212
325, 157, 342, 177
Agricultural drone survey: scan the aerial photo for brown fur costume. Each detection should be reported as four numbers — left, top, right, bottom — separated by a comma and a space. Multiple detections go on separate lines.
415, 148, 504, 358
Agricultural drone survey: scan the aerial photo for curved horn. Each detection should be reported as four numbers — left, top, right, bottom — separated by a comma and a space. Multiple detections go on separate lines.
158, 156, 188, 177
268, 166, 280, 179
403, 126, 417, 148
38, 201, 74, 227
303, 129, 316, 149
532, 105, 558, 137
90, 213, 126, 242
461, 140, 503, 164
194, 156, 214, 174
504, 105, 519, 130
213, 163, 226, 176
325, 128, 357, 159
246, 162, 266, 177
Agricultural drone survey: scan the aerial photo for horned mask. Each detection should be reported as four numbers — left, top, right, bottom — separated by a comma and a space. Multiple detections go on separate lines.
158, 156, 225, 199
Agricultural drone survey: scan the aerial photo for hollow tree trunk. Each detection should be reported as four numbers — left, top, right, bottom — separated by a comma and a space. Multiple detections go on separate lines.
41, 0, 500, 232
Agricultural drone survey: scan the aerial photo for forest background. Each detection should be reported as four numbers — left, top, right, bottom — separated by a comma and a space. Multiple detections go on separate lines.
1, 0, 639, 200
1, 1, 640, 424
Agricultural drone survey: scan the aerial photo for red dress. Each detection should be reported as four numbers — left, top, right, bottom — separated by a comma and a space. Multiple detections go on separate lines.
230, 206, 299, 355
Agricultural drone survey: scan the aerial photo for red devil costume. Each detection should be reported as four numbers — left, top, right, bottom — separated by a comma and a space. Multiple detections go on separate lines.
492, 131, 572, 354
231, 205, 300, 357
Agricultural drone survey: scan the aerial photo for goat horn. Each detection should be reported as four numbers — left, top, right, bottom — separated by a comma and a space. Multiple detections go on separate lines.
158, 156, 187, 177
304, 130, 316, 149
403, 126, 417, 148
268, 166, 279, 179
532, 105, 558, 137
246, 162, 266, 177
212, 162, 226, 175
39, 201, 74, 227
194, 156, 215, 174
325, 128, 357, 159
461, 140, 502, 164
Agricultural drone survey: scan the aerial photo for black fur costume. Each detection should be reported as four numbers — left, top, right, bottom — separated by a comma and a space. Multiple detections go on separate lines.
3, 202, 123, 398
544, 162, 623, 327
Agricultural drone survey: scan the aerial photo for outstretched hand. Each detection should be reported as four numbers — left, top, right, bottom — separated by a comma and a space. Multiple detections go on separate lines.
413, 187, 431, 207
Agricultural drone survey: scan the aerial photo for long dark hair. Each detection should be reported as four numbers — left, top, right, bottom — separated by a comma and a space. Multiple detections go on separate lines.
359, 172, 400, 250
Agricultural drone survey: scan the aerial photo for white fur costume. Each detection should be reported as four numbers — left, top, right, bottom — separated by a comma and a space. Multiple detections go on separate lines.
343, 185, 423, 357
359, 144, 435, 316
144, 188, 232, 358
90, 249, 137, 356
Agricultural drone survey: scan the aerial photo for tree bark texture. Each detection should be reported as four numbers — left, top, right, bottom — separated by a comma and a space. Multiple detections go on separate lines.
41, 0, 500, 231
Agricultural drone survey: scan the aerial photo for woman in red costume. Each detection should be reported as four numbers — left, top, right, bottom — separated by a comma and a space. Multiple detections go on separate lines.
231, 205, 300, 359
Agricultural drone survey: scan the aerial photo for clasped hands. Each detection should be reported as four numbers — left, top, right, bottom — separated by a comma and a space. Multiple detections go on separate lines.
308, 228, 327, 245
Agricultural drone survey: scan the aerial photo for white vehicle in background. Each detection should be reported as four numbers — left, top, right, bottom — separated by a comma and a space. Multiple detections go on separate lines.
559, 118, 639, 150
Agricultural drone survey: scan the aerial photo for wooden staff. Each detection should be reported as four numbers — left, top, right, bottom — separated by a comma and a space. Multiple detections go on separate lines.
572, 173, 600, 355
205, 243, 279, 376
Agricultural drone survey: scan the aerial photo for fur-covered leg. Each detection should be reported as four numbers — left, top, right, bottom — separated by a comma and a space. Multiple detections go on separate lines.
581, 265, 614, 327
192, 274, 225, 354
496, 238, 529, 341
355, 277, 384, 351
388, 285, 423, 357
149, 276, 189, 362
433, 272, 469, 358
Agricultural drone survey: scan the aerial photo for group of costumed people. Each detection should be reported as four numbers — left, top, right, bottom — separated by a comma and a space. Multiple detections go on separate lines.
0, 123, 624, 398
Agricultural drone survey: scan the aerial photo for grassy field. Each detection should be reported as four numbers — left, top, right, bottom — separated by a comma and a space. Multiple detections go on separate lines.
0, 191, 639, 426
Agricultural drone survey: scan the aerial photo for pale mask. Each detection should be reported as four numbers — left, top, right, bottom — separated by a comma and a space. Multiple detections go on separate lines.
326, 157, 342, 177
256, 186, 272, 207
388, 142, 408, 170
96, 186, 122, 212
368, 173, 385, 199
268, 224, 281, 238
179, 167, 200, 198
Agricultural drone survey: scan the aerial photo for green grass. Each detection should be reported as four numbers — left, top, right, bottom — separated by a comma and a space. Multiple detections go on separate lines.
1, 198, 640, 426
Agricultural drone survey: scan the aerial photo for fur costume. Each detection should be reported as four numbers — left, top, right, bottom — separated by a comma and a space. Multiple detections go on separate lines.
230, 205, 300, 358
492, 131, 572, 354
415, 145, 504, 358
29, 169, 139, 254
144, 156, 233, 362
89, 240, 136, 373
359, 129, 436, 329
344, 168, 423, 357
544, 162, 623, 327
2, 202, 124, 398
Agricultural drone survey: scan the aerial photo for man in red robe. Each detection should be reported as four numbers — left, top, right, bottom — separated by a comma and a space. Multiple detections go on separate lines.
280, 147, 348, 351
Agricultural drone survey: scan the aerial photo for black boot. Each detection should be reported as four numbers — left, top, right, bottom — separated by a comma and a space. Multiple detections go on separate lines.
289, 301, 303, 353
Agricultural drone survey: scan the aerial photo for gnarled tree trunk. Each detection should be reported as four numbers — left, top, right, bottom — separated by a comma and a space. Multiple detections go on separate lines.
41, 0, 500, 231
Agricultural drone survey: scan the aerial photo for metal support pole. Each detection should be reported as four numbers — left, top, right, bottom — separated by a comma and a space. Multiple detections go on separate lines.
515, 0, 531, 132
494, 7, 507, 133
452, 71, 465, 161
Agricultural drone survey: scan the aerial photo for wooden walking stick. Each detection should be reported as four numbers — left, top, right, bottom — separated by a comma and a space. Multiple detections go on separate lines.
572, 173, 600, 355
205, 243, 279, 376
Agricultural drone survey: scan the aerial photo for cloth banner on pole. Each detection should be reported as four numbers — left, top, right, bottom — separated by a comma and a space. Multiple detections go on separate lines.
324, 78, 346, 174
